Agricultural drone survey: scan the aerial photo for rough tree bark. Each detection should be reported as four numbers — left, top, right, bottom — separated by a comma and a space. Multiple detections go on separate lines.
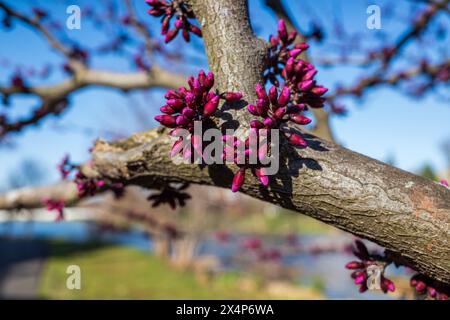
0, 0, 449, 284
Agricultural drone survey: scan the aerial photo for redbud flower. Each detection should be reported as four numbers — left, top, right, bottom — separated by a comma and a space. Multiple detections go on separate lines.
231, 167, 245, 192
410, 273, 449, 300
345, 240, 396, 295
146, 0, 202, 44
264, 20, 327, 110
224, 134, 271, 193
43, 198, 65, 221
246, 84, 311, 148
156, 70, 242, 160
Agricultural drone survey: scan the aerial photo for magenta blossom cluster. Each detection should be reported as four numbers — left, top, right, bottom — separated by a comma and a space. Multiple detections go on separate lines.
223, 134, 270, 193
155, 70, 242, 159
74, 171, 124, 199
43, 198, 65, 221
345, 240, 395, 294
266, 20, 327, 109
247, 83, 311, 148
440, 179, 449, 188
146, 0, 202, 43
10, 72, 27, 90
57, 155, 124, 199
410, 273, 449, 300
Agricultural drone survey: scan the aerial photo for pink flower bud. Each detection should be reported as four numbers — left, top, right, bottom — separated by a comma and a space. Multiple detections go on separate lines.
277, 86, 290, 107
311, 86, 328, 96
415, 281, 426, 293
164, 28, 179, 43
176, 115, 189, 126
182, 29, 190, 42
287, 30, 297, 43
345, 261, 364, 270
160, 105, 175, 114
198, 69, 206, 85
273, 107, 286, 120
255, 83, 268, 101
289, 49, 302, 58
189, 25, 202, 37
290, 114, 312, 125
247, 104, 259, 116
428, 287, 437, 298
161, 16, 170, 35
148, 9, 164, 17
285, 57, 295, 75
174, 19, 184, 29
298, 80, 315, 91
182, 107, 196, 118
287, 133, 307, 147
185, 92, 196, 107
203, 95, 220, 117
96, 180, 105, 188
303, 69, 318, 81
223, 92, 243, 102
187, 76, 195, 89
232, 168, 246, 192
295, 42, 309, 50
383, 278, 395, 292
204, 72, 214, 90
155, 115, 176, 127
255, 168, 269, 186
354, 273, 366, 285
277, 19, 287, 41
269, 35, 279, 47
440, 179, 449, 187
166, 98, 185, 109
263, 117, 276, 128
165, 89, 179, 99
250, 120, 264, 129
268, 86, 278, 106
193, 79, 203, 97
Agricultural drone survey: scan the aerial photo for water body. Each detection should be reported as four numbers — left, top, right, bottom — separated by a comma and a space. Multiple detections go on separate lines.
0, 221, 407, 299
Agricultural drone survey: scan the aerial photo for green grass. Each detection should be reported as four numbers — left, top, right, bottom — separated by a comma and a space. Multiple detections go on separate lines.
38, 241, 270, 299
228, 211, 338, 236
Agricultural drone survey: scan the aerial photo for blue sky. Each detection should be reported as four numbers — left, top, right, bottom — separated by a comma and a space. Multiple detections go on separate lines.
0, 0, 449, 189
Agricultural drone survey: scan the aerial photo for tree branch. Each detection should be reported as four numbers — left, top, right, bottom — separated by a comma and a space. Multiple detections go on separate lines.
85, 126, 449, 284
1, 0, 448, 286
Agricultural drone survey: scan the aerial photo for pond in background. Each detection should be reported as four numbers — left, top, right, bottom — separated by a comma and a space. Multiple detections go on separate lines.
0, 221, 408, 299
